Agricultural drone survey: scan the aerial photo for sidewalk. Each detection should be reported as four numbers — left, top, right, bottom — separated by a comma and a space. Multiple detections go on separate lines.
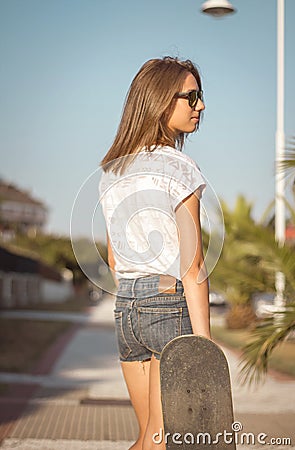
0, 297, 294, 449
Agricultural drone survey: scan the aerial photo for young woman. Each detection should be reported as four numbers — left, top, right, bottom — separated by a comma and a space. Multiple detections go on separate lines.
99, 56, 211, 450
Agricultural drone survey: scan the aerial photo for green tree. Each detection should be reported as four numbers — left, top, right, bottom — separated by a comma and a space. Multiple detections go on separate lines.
239, 137, 295, 383
211, 195, 272, 329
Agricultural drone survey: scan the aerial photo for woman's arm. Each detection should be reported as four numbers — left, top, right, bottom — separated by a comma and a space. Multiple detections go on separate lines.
175, 191, 211, 339
107, 232, 119, 287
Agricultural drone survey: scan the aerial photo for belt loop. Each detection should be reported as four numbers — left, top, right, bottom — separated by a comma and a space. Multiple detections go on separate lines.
180, 280, 185, 296
131, 278, 137, 298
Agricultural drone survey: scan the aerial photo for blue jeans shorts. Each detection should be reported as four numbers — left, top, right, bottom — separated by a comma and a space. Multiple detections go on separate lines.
114, 275, 193, 362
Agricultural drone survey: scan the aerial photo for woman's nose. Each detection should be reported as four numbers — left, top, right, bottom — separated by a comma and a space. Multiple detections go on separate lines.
195, 99, 205, 111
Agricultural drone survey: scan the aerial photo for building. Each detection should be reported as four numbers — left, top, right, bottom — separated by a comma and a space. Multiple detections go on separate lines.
0, 179, 48, 239
0, 245, 74, 307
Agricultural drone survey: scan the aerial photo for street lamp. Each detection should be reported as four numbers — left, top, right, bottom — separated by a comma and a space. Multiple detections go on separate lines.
201, 0, 235, 17
201, 0, 286, 310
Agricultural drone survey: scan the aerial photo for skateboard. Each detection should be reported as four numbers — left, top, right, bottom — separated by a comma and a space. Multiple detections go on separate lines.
160, 335, 236, 449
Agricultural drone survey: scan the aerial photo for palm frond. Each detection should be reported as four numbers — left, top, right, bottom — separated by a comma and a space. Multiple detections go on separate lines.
214, 194, 295, 384
278, 137, 295, 177
239, 304, 295, 385
259, 199, 275, 227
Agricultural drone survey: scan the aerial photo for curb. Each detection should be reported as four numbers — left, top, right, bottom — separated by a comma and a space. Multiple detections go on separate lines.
31, 323, 80, 375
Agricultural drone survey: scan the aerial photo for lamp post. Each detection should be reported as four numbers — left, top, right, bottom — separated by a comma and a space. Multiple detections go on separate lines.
201, 0, 286, 310
274, 0, 286, 309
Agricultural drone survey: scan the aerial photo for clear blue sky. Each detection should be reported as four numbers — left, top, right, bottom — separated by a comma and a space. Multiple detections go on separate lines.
1, 0, 295, 240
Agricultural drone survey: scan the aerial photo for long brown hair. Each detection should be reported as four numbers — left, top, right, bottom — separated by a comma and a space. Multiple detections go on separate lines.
100, 56, 202, 174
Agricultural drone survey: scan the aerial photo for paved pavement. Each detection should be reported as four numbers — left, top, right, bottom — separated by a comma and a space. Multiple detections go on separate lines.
0, 296, 294, 449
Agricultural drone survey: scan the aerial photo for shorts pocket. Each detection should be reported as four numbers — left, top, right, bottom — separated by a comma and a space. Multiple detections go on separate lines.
137, 306, 182, 354
114, 311, 132, 359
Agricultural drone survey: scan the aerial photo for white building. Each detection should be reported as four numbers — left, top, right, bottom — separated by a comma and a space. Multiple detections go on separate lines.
0, 179, 48, 239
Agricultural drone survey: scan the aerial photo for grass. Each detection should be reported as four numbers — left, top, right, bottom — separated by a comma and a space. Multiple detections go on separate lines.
0, 287, 113, 375
0, 318, 71, 373
211, 325, 250, 350
269, 341, 295, 376
211, 324, 295, 379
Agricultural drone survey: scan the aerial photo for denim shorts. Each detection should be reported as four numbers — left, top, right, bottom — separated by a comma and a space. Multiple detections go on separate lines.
114, 275, 193, 362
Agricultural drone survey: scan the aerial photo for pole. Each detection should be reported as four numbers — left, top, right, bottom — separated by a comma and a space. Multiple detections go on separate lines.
274, 0, 285, 308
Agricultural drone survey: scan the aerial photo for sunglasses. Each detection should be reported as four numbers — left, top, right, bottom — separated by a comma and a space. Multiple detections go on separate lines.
175, 89, 204, 108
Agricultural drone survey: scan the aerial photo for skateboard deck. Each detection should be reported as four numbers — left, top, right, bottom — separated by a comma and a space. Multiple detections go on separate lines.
160, 335, 236, 450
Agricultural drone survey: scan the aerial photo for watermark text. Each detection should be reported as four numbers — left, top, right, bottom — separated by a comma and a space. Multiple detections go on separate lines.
152, 422, 292, 446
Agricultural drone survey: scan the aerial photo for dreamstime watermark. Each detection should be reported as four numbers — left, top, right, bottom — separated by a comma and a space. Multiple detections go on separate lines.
152, 421, 292, 446
70, 152, 225, 294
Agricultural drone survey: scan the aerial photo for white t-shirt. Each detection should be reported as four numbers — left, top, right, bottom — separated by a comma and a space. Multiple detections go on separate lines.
99, 146, 206, 279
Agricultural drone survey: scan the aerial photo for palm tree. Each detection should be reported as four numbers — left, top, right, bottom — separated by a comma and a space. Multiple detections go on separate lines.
239, 304, 295, 384
239, 137, 295, 384
210, 196, 270, 328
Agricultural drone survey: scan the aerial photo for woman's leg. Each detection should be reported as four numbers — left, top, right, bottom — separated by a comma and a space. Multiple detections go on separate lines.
142, 355, 166, 450
121, 359, 151, 450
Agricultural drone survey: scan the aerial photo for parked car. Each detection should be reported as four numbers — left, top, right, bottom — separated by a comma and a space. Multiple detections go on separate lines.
209, 291, 226, 306
251, 292, 276, 318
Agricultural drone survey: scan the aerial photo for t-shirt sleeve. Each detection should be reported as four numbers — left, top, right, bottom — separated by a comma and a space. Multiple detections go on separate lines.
168, 156, 206, 211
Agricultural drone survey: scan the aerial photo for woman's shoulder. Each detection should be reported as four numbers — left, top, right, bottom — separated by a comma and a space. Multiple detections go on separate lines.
154, 146, 201, 172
